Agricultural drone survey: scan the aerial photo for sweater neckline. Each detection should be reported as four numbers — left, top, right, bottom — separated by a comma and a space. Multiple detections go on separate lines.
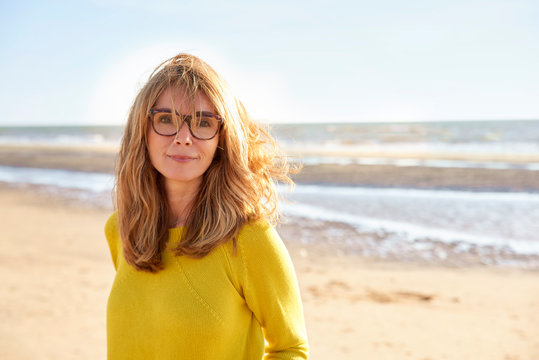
167, 227, 185, 246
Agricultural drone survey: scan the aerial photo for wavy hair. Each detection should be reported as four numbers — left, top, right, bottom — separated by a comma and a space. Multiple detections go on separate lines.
114, 53, 295, 272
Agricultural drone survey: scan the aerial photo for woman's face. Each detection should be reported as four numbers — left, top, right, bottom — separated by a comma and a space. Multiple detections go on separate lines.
146, 87, 220, 191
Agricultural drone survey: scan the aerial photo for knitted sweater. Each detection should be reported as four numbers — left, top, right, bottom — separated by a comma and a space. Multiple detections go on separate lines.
105, 213, 308, 359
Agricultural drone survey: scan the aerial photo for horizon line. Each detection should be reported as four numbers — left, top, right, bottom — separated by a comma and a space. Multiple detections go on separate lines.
1, 118, 539, 128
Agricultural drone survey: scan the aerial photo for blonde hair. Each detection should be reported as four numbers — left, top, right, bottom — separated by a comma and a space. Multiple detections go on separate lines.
115, 53, 294, 272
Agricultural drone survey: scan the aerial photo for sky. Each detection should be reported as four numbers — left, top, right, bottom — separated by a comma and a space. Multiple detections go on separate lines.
0, 0, 538, 126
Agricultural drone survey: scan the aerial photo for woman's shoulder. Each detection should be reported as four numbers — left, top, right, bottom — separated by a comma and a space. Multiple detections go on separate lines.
235, 219, 285, 257
104, 211, 120, 270
236, 218, 277, 244
238, 218, 273, 235
104, 211, 120, 239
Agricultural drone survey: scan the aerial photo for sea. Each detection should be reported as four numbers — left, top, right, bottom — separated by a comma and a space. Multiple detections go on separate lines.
1, 120, 539, 269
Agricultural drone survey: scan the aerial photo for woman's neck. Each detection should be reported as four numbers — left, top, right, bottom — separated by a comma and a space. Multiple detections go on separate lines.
165, 178, 201, 227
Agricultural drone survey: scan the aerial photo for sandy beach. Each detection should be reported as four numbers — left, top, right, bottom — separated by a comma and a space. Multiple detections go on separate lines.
1, 185, 538, 360
1, 142, 539, 359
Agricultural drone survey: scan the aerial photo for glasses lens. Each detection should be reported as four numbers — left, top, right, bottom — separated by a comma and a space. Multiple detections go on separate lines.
190, 114, 220, 139
153, 112, 177, 135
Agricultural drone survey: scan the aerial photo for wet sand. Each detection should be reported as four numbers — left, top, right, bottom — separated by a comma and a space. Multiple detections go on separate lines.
293, 163, 539, 192
0, 187, 538, 359
0, 144, 118, 173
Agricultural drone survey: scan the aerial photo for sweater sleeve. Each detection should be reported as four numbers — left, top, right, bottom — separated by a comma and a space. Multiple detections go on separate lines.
237, 221, 309, 359
104, 212, 120, 271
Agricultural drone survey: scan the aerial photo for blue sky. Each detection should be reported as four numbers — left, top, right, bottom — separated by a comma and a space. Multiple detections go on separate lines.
1, 0, 538, 125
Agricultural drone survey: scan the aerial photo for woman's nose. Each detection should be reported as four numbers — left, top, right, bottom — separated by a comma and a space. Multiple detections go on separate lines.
174, 122, 193, 145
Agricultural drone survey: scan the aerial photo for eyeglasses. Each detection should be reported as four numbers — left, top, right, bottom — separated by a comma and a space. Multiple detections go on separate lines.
149, 108, 222, 140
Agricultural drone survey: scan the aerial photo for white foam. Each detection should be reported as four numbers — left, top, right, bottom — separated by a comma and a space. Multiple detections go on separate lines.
280, 184, 539, 202
281, 201, 539, 255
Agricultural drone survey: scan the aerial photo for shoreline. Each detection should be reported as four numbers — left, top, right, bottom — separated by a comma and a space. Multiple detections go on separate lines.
1, 144, 539, 192
3, 181, 539, 271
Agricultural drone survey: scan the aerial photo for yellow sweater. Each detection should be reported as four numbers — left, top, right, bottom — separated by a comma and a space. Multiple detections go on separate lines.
105, 213, 308, 359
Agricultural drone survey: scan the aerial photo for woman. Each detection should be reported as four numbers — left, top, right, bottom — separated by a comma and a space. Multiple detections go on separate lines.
105, 53, 308, 359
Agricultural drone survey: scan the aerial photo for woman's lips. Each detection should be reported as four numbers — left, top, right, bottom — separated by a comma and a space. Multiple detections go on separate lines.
168, 155, 197, 163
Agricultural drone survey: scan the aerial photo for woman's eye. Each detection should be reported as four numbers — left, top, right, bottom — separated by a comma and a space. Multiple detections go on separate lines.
199, 119, 211, 128
159, 115, 173, 124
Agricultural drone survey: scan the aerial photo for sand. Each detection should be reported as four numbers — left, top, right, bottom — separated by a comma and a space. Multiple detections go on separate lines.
1, 186, 538, 360
0, 144, 118, 173
293, 163, 539, 192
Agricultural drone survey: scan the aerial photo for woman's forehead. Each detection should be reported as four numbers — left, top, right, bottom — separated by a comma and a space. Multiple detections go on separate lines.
154, 87, 215, 112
